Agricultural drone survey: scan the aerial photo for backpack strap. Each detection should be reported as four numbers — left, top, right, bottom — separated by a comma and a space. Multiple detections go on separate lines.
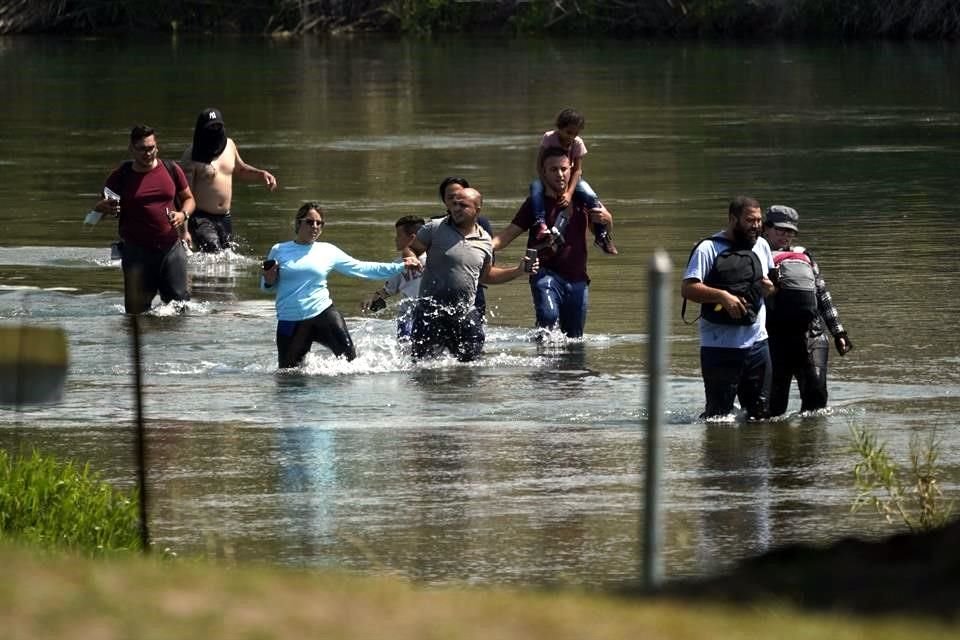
118, 160, 181, 208
680, 235, 727, 324
161, 160, 183, 210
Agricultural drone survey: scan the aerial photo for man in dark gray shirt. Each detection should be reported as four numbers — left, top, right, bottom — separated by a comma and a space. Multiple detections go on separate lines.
406, 188, 533, 361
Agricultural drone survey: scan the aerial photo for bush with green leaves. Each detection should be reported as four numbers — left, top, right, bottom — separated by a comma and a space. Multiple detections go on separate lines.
0, 448, 141, 554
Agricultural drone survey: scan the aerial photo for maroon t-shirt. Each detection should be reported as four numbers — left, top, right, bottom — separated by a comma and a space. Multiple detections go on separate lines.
510, 196, 590, 283
104, 161, 188, 251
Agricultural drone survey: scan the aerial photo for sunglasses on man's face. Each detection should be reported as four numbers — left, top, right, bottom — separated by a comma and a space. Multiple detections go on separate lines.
133, 144, 157, 154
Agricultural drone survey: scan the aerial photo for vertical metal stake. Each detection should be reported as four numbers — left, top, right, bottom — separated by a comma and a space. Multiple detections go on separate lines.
643, 249, 671, 589
128, 269, 150, 553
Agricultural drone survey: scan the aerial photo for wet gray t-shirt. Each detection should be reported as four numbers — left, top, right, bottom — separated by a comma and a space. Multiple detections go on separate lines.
416, 217, 493, 304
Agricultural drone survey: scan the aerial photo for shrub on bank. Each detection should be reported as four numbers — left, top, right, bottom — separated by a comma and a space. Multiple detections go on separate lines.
0, 449, 141, 554
2, 0, 959, 38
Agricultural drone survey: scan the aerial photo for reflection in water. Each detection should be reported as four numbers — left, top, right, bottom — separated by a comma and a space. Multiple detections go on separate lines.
696, 420, 831, 575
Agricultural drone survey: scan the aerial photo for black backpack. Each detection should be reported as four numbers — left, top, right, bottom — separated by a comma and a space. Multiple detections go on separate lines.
682, 236, 764, 326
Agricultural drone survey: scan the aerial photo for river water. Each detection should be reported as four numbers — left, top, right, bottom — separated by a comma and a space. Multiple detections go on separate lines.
0, 35, 959, 586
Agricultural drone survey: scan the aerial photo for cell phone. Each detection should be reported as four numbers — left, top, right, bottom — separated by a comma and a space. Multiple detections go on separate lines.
262, 259, 277, 270
524, 248, 538, 272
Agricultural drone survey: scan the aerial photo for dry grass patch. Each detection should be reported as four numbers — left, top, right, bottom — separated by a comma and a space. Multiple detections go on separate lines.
3, 544, 958, 639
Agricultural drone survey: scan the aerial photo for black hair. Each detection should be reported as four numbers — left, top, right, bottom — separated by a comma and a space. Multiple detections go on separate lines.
728, 196, 760, 219
555, 108, 585, 130
296, 201, 324, 228
438, 176, 470, 202
130, 124, 155, 144
395, 215, 425, 235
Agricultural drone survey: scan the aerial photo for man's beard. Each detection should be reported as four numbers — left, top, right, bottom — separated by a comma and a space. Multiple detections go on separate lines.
731, 224, 757, 249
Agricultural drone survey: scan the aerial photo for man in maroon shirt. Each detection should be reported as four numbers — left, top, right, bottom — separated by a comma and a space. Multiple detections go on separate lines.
94, 125, 196, 313
492, 147, 615, 338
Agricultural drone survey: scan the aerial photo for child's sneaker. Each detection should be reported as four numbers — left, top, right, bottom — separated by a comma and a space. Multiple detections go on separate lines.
595, 231, 619, 255
535, 222, 551, 242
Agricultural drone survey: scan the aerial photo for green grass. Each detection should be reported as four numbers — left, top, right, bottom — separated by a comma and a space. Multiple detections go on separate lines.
850, 425, 955, 533
1, 542, 956, 639
0, 448, 141, 554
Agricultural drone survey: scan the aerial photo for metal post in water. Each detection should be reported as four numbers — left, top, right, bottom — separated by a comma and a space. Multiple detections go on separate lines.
643, 249, 671, 589
128, 268, 150, 553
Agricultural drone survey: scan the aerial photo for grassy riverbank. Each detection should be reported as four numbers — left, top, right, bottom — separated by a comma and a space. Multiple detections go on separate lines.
2, 0, 959, 38
1, 543, 955, 639
0, 449, 141, 555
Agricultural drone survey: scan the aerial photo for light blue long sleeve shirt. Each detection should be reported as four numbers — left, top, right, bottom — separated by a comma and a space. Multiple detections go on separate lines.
261, 241, 406, 321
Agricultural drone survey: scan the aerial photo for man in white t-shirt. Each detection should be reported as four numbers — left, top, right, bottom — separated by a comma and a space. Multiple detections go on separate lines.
681, 196, 776, 419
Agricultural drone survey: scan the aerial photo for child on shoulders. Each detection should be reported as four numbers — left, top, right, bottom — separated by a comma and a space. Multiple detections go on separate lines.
530, 108, 617, 255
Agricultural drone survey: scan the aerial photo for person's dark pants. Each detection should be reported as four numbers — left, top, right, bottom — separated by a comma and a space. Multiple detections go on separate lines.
188, 210, 233, 253
276, 305, 356, 369
410, 298, 485, 362
120, 241, 189, 313
530, 269, 589, 338
700, 339, 771, 419
768, 331, 829, 416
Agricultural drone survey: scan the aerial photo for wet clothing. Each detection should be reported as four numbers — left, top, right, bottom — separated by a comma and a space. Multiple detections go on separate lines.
119, 241, 190, 313
766, 246, 848, 416
530, 270, 589, 338
105, 160, 190, 312
411, 217, 493, 360
768, 331, 828, 415
511, 195, 593, 336
261, 240, 406, 366
428, 214, 493, 314
416, 217, 493, 306
188, 209, 233, 253
381, 253, 425, 341
410, 298, 485, 362
700, 340, 772, 420
275, 305, 355, 368
684, 234, 774, 418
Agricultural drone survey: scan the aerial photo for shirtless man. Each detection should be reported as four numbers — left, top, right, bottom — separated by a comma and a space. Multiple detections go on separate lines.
180, 108, 279, 253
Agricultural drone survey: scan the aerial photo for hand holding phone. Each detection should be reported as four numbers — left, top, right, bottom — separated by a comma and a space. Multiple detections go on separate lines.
524, 248, 538, 273
262, 259, 277, 270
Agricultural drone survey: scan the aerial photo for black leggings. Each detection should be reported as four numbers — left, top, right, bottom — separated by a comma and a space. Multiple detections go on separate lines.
276, 305, 356, 369
768, 331, 829, 416
188, 210, 233, 253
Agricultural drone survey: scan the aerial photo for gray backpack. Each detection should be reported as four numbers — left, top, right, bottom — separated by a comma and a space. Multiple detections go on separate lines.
768, 248, 818, 329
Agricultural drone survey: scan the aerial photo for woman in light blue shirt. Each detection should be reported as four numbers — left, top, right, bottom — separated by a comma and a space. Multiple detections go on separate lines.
261, 202, 421, 368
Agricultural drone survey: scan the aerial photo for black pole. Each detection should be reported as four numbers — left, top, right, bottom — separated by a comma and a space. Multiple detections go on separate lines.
128, 270, 150, 553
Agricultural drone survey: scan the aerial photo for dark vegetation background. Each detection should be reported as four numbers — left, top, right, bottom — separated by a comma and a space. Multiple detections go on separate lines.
2, 1, 959, 38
